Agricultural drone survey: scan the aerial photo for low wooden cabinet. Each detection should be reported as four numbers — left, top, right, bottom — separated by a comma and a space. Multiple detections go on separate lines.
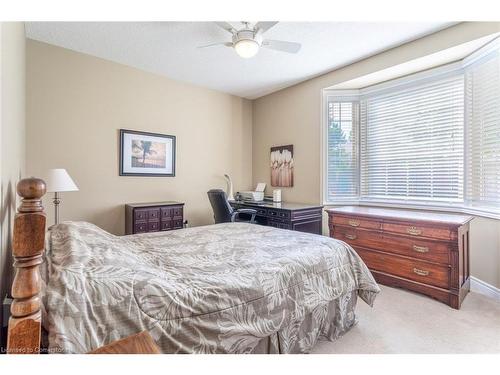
327, 206, 473, 309
125, 202, 184, 235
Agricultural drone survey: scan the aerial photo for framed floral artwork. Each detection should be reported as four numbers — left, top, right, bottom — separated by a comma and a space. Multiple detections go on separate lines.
270, 145, 294, 187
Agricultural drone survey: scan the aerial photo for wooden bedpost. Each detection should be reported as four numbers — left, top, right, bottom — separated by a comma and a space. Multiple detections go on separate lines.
7, 177, 46, 354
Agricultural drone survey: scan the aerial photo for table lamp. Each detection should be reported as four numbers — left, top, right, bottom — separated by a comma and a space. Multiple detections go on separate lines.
45, 168, 79, 224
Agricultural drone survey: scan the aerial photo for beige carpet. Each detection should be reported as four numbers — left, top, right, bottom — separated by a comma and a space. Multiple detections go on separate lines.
312, 285, 500, 354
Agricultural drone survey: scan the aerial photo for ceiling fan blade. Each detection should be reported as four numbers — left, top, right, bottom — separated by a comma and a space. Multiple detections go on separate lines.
262, 39, 301, 54
214, 22, 237, 34
254, 21, 278, 33
198, 42, 233, 49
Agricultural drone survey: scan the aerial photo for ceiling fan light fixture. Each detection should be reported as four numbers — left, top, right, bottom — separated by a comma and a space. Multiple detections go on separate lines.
234, 39, 259, 58
204, 22, 300, 57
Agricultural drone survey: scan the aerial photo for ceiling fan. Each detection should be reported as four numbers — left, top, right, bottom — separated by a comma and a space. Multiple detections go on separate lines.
199, 21, 301, 58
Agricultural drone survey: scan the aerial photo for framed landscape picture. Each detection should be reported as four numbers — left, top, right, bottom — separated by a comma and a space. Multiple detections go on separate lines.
119, 129, 176, 176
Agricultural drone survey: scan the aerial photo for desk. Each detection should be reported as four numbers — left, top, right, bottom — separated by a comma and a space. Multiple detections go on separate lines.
229, 200, 323, 235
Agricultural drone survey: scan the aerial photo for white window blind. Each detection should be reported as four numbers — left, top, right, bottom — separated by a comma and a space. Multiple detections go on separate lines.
466, 51, 500, 210
324, 39, 500, 217
360, 75, 465, 203
325, 101, 359, 201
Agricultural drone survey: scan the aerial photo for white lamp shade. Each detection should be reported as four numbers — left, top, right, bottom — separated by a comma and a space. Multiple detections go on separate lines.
45, 169, 79, 193
234, 39, 259, 58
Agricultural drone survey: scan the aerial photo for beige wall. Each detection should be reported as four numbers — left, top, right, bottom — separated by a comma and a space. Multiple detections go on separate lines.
26, 40, 253, 235
253, 22, 500, 289
0, 22, 26, 341
21, 23, 500, 290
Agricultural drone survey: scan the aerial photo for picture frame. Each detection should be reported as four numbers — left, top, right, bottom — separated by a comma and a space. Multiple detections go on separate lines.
119, 129, 176, 177
270, 144, 294, 187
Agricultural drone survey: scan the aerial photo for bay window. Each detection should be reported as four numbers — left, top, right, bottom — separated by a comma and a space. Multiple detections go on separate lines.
466, 49, 500, 211
323, 39, 500, 217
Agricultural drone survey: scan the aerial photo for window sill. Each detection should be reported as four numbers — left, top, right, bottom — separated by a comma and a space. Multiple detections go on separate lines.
322, 200, 500, 221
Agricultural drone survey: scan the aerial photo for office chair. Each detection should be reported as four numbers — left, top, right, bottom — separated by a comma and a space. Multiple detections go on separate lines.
207, 189, 257, 224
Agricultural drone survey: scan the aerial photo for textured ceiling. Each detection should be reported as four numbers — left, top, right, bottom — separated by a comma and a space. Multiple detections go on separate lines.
25, 22, 455, 99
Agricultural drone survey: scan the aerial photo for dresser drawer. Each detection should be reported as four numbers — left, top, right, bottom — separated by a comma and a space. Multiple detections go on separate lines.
256, 208, 268, 216
333, 225, 383, 249
148, 221, 160, 232
161, 207, 172, 218
333, 226, 450, 265
173, 219, 183, 229
382, 222, 453, 241
356, 248, 450, 289
267, 209, 279, 218
172, 206, 183, 218
161, 220, 172, 231
267, 209, 290, 219
134, 222, 147, 233
331, 215, 381, 230
277, 210, 290, 219
134, 209, 148, 221
380, 232, 451, 265
148, 208, 160, 220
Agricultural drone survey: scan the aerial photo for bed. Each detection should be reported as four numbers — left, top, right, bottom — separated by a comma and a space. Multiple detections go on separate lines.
7, 178, 380, 354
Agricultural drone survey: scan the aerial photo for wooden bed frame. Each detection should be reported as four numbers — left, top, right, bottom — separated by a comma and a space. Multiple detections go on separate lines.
6, 177, 159, 354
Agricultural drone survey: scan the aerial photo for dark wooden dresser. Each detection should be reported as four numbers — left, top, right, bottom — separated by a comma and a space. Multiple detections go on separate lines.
327, 206, 473, 309
125, 201, 184, 235
229, 201, 323, 235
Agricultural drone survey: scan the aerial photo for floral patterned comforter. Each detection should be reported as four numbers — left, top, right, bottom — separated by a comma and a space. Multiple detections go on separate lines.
42, 221, 379, 353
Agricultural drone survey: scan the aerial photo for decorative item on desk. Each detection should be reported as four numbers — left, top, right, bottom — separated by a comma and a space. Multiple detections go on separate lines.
45, 169, 79, 225
270, 145, 294, 187
273, 189, 282, 202
224, 174, 234, 201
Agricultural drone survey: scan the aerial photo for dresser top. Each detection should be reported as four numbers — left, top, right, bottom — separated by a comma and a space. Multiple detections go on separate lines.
126, 201, 184, 208
326, 206, 473, 225
231, 200, 323, 211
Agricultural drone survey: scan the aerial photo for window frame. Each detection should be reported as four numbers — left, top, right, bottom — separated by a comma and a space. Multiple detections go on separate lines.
322, 91, 361, 203
321, 38, 500, 219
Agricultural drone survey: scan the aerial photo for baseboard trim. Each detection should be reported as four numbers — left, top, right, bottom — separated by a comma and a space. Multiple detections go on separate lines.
470, 277, 500, 301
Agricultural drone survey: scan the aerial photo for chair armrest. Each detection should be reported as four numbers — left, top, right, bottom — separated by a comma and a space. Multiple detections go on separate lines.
231, 208, 257, 223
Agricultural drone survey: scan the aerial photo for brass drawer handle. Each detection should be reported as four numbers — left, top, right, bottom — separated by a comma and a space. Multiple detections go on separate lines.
345, 233, 357, 240
413, 245, 429, 253
348, 219, 360, 227
413, 268, 429, 276
407, 226, 422, 236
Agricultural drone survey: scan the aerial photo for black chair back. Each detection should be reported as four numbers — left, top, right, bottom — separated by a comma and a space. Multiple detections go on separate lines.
207, 189, 234, 223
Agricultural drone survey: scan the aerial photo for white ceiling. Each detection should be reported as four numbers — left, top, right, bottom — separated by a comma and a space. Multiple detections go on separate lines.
330, 33, 500, 90
25, 22, 455, 99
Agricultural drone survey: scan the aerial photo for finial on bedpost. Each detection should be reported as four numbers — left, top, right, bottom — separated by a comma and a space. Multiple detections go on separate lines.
7, 177, 46, 354
17, 177, 46, 212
